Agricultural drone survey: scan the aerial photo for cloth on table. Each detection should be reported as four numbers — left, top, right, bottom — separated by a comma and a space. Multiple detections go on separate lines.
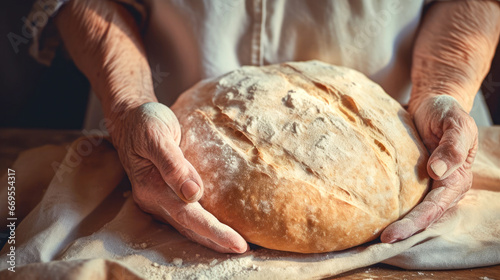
0, 126, 499, 279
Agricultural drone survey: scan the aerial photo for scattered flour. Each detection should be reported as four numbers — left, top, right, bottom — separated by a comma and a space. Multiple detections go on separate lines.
141, 255, 255, 280
172, 258, 183, 267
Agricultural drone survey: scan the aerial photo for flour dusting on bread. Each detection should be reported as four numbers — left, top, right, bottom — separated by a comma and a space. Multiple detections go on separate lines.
172, 61, 429, 253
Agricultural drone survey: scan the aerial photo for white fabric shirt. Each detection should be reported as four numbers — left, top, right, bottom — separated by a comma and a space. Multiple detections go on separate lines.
142, 0, 422, 105
26, 0, 492, 129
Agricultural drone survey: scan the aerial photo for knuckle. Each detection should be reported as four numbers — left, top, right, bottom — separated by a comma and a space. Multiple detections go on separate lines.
144, 123, 158, 136
425, 199, 445, 220
434, 203, 445, 218
437, 142, 466, 163
442, 116, 459, 129
159, 159, 186, 182
144, 126, 165, 147
444, 111, 477, 138
446, 144, 464, 158
147, 147, 188, 185
171, 207, 189, 227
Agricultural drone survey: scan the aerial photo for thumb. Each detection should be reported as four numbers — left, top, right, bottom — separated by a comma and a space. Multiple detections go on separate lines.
428, 124, 474, 180
148, 137, 204, 203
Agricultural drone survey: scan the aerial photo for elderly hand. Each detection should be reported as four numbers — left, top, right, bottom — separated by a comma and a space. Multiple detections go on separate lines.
55, 1, 248, 253
381, 95, 478, 243
112, 102, 248, 253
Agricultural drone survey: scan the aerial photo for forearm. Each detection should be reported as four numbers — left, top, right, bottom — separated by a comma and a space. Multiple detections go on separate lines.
55, 0, 156, 123
409, 0, 500, 114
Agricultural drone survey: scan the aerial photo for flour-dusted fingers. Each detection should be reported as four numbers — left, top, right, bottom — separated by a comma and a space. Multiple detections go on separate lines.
388, 94, 480, 244
128, 158, 248, 253
426, 101, 478, 180
155, 190, 249, 253
157, 203, 249, 254
427, 126, 475, 180
147, 139, 204, 203
152, 212, 243, 254
381, 167, 472, 243
135, 103, 204, 203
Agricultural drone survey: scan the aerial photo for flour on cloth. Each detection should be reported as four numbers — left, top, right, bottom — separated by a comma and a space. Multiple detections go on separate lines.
1, 127, 500, 279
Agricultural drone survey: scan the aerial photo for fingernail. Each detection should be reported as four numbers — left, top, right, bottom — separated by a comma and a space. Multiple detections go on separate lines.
431, 160, 447, 177
386, 238, 398, 244
181, 180, 200, 201
231, 247, 245, 253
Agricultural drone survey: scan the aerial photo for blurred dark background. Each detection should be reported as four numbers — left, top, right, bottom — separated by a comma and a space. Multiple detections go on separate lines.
1, 1, 89, 129
1, 1, 500, 129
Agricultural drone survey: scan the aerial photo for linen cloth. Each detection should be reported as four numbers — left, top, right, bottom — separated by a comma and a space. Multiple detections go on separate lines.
0, 126, 499, 279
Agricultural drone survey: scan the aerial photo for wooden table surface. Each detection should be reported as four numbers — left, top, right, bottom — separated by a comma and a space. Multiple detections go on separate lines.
1, 128, 499, 279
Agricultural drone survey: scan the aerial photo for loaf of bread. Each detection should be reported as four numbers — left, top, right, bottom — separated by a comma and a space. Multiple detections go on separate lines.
171, 61, 429, 253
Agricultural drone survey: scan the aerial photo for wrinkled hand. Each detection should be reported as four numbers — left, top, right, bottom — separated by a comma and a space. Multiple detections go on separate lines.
112, 102, 248, 253
381, 95, 478, 243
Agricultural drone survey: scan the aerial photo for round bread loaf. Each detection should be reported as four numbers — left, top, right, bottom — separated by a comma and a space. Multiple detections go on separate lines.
171, 61, 429, 253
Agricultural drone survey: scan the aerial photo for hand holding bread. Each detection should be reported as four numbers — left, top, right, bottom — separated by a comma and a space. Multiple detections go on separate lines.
382, 95, 478, 243
111, 102, 248, 254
